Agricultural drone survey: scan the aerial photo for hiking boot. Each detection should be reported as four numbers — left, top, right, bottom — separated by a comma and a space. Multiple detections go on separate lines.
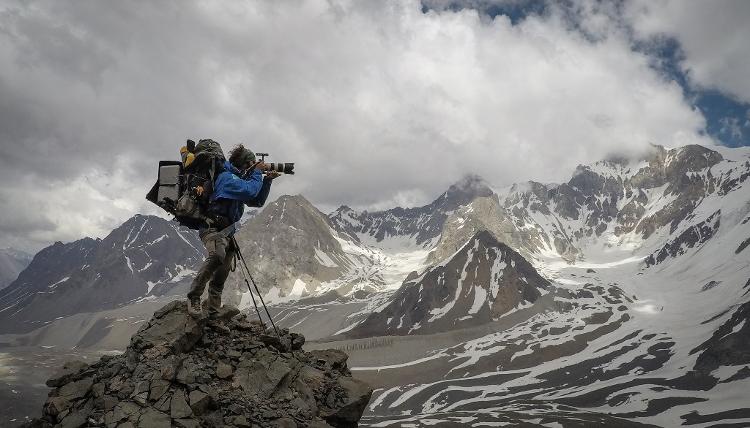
188, 296, 203, 318
207, 317, 231, 334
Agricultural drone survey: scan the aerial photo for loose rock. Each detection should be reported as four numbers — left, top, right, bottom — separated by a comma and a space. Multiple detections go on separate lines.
26, 301, 371, 428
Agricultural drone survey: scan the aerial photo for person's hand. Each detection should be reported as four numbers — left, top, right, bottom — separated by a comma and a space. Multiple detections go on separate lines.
195, 186, 204, 196
265, 171, 281, 180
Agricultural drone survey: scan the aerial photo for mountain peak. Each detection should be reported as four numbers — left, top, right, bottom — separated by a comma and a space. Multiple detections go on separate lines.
346, 227, 549, 337
437, 174, 494, 209
261, 194, 326, 224
446, 174, 492, 195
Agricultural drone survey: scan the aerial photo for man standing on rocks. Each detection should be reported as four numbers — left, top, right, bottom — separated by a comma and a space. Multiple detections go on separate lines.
187, 144, 280, 330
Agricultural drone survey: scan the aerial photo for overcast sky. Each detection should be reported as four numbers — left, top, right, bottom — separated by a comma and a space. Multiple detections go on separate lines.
1, 0, 749, 253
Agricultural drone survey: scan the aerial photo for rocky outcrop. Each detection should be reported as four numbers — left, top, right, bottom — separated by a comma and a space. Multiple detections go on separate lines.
645, 210, 721, 267
692, 300, 750, 373
24, 301, 372, 428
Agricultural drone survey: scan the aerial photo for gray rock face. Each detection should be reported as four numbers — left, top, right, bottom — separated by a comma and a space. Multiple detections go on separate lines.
24, 300, 371, 428
426, 196, 547, 265
229, 195, 352, 301
692, 301, 750, 372
645, 210, 721, 266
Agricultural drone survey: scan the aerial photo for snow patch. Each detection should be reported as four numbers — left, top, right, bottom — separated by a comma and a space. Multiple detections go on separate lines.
48, 276, 70, 289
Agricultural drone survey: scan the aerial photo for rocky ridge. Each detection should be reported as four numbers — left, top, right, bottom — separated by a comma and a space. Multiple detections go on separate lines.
329, 174, 494, 246
24, 301, 372, 428
500, 144, 750, 262
0, 215, 204, 334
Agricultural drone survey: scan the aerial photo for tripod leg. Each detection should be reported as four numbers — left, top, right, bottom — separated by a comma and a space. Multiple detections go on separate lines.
232, 239, 265, 328
248, 272, 280, 337
233, 238, 281, 338
242, 272, 265, 329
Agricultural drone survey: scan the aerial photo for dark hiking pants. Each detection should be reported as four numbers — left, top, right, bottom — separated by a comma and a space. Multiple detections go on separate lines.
187, 229, 236, 318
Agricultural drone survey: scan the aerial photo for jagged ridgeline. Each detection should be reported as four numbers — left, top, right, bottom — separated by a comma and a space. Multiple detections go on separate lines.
3, 143, 750, 426
23, 301, 372, 428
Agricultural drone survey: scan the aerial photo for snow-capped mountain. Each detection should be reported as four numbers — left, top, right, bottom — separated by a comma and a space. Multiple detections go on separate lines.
0, 247, 33, 290
425, 195, 546, 265
229, 195, 358, 302
329, 174, 494, 248
499, 144, 749, 263
229, 194, 446, 306
335, 144, 750, 426
344, 230, 550, 337
3, 143, 748, 426
0, 215, 203, 333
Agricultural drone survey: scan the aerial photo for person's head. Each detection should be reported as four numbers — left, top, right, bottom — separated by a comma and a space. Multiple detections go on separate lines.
186, 139, 196, 153
229, 144, 256, 171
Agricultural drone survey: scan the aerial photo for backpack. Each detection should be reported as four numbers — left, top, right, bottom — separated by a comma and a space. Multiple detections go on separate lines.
146, 139, 226, 230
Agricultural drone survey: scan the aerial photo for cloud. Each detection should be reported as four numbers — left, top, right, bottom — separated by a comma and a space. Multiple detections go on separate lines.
719, 117, 744, 140
625, 0, 750, 103
0, 0, 714, 251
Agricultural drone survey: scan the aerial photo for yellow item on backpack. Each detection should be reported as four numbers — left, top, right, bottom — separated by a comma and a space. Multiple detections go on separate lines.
180, 146, 195, 167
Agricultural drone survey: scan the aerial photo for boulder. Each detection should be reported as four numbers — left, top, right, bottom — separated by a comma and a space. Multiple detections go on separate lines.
324, 377, 373, 427
188, 390, 213, 415
216, 361, 233, 379
138, 408, 171, 428
46, 360, 89, 387
170, 389, 192, 419
130, 301, 204, 354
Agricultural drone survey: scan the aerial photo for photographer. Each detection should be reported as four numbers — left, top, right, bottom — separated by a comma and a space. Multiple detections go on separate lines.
187, 144, 280, 328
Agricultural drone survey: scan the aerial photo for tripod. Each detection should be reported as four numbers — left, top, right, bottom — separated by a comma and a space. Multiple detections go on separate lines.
231, 236, 280, 338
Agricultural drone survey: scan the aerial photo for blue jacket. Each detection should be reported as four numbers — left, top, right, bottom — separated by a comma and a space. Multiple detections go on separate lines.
206, 161, 272, 230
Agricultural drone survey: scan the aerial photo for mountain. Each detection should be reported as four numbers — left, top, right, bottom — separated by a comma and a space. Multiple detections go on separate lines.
425, 195, 548, 265
228, 185, 502, 306
329, 174, 494, 248
344, 230, 550, 337
337, 144, 750, 426
0, 215, 203, 333
3, 143, 750, 426
499, 144, 749, 263
0, 247, 33, 290
229, 195, 362, 303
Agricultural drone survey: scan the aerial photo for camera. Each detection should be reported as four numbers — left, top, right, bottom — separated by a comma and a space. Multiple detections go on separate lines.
255, 153, 295, 175
266, 162, 295, 175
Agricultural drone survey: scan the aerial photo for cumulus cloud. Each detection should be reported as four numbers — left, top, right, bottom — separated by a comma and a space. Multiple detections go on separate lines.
625, 0, 750, 103
0, 0, 713, 251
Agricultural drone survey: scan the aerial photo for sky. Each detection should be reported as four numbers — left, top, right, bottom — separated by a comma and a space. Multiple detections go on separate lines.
0, 0, 749, 253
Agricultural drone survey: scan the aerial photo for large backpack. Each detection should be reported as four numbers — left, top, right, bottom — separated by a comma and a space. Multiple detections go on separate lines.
146, 139, 226, 230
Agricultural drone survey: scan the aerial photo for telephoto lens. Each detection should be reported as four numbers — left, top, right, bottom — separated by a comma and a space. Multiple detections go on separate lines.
267, 162, 295, 175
